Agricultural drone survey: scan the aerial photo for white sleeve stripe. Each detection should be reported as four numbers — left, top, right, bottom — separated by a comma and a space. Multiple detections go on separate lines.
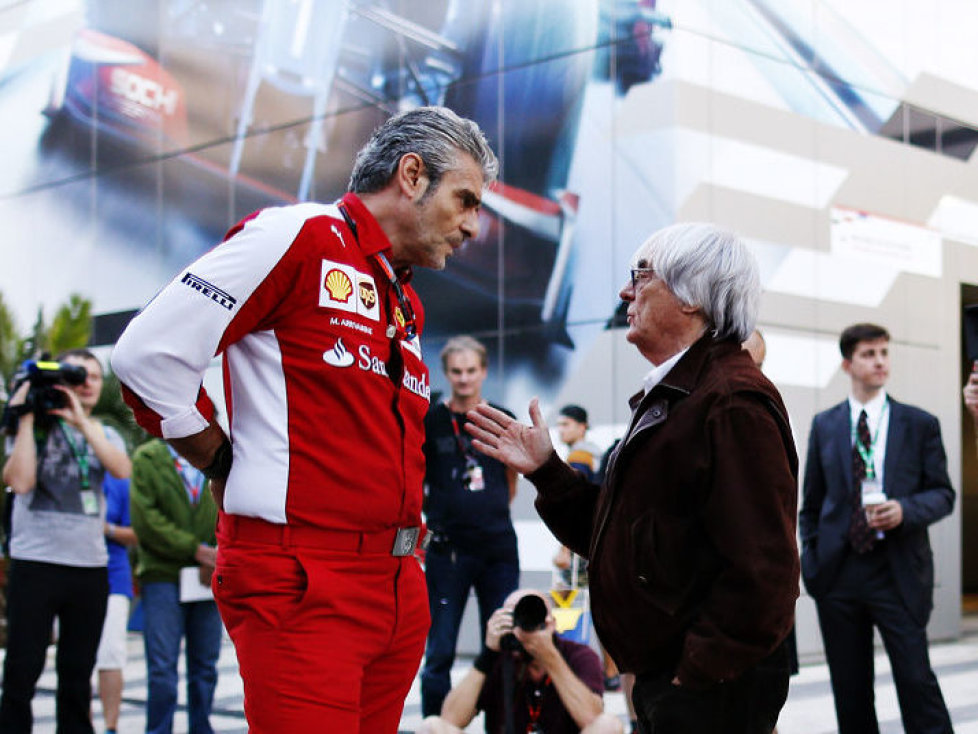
111, 203, 334, 438
222, 330, 290, 521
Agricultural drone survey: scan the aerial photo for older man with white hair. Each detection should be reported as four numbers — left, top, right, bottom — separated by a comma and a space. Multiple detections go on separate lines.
466, 223, 799, 733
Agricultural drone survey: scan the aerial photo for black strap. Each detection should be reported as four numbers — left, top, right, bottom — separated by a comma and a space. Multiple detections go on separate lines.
201, 438, 233, 481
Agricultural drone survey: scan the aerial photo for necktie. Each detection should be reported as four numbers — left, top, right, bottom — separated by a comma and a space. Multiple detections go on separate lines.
848, 409, 876, 553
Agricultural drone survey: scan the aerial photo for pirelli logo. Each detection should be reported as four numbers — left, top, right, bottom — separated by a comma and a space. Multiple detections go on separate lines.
181, 272, 237, 310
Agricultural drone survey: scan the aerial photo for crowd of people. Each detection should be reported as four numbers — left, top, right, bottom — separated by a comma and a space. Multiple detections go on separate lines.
0, 349, 224, 734
0, 103, 967, 734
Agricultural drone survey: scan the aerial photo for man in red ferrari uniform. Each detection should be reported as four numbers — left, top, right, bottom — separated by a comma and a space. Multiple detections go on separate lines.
111, 106, 498, 732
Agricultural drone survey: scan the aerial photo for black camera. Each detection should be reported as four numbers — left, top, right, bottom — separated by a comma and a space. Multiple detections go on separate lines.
1, 359, 88, 433
500, 594, 548, 653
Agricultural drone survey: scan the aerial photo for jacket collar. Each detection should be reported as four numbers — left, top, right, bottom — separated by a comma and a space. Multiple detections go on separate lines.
628, 332, 740, 411
339, 192, 414, 284
828, 396, 905, 495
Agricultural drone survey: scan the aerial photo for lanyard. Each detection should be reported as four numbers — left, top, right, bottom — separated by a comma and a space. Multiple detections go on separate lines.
525, 675, 550, 732
338, 203, 417, 340
851, 399, 888, 479
173, 457, 203, 503
58, 419, 90, 490
448, 409, 478, 466
168, 446, 204, 504
372, 250, 418, 340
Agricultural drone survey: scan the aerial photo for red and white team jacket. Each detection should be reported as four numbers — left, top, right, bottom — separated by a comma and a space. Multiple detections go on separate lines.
111, 193, 429, 532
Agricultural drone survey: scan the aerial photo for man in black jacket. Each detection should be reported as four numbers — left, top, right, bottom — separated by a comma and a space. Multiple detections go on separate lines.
420, 335, 520, 717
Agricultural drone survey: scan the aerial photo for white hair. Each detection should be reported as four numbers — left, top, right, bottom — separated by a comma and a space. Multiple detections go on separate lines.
635, 222, 760, 341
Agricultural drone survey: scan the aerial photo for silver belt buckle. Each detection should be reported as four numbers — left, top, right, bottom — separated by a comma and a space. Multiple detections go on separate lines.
392, 526, 420, 557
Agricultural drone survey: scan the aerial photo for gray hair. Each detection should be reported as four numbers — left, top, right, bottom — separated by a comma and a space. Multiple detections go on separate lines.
636, 222, 759, 342
348, 106, 498, 194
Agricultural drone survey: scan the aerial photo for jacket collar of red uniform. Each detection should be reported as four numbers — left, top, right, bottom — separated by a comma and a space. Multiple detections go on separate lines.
340, 192, 414, 284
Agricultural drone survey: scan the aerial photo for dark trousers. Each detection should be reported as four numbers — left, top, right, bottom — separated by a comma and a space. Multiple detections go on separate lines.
631, 640, 790, 734
419, 542, 519, 717
815, 547, 953, 734
0, 560, 108, 734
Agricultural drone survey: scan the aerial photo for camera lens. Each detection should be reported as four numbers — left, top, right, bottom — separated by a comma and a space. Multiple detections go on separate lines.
511, 594, 547, 632
61, 363, 88, 386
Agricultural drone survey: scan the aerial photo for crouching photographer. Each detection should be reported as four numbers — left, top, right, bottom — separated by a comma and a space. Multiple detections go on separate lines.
419, 588, 623, 734
0, 349, 131, 733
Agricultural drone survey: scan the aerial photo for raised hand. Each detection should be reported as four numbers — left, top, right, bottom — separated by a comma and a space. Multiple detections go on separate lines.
485, 606, 514, 652
465, 398, 554, 475
48, 385, 88, 429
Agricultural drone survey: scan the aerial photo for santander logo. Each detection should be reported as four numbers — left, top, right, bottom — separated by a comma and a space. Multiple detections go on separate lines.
322, 338, 354, 367
321, 340, 429, 401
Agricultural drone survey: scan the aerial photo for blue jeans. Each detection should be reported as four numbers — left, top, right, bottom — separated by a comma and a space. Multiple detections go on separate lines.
141, 581, 223, 734
420, 542, 519, 717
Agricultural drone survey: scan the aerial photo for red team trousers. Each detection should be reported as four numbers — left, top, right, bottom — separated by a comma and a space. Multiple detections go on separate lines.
214, 515, 430, 732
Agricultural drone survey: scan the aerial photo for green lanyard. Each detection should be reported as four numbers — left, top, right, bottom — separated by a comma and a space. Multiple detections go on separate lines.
851, 400, 888, 480
58, 419, 91, 490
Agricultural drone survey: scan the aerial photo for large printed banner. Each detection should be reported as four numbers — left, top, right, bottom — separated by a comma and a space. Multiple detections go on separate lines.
2, 0, 977, 406
0, 0, 671, 398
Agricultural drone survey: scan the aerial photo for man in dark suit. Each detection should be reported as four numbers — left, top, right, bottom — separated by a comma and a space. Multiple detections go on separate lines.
801, 322, 955, 734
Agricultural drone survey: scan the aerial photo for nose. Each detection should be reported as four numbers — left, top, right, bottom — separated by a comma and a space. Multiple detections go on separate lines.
461, 209, 479, 241
619, 281, 635, 302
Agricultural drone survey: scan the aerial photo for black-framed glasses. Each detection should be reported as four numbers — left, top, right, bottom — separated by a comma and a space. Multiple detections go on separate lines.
629, 267, 656, 291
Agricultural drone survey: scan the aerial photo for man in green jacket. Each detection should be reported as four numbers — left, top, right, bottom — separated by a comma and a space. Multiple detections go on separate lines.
130, 438, 222, 734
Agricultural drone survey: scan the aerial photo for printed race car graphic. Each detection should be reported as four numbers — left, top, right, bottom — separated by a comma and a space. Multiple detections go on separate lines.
46, 28, 189, 149
39, 0, 670, 350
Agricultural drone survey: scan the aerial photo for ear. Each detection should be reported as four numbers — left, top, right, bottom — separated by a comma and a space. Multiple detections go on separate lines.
841, 358, 852, 376
396, 152, 429, 200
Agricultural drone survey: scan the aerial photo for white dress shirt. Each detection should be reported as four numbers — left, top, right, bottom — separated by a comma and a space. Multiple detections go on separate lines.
848, 390, 890, 485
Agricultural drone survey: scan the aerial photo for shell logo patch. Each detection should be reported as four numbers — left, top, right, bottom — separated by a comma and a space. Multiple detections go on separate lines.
319, 260, 380, 321
324, 269, 353, 303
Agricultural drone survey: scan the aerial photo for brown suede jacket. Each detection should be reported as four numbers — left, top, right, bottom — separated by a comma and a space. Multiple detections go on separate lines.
530, 334, 799, 689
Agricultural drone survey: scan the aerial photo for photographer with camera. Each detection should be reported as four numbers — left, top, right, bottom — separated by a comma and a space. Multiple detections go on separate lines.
0, 348, 131, 733
418, 589, 623, 734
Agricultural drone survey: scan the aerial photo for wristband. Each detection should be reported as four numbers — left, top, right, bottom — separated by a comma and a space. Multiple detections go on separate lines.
202, 438, 233, 481
10, 403, 33, 418
473, 647, 500, 674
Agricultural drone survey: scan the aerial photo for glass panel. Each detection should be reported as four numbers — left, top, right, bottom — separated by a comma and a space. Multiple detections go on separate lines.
907, 105, 939, 153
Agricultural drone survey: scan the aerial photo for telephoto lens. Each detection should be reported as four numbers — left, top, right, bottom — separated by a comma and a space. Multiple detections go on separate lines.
511, 594, 547, 632
500, 594, 548, 652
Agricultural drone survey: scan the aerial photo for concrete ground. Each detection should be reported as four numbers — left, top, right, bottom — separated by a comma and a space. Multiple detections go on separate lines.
6, 614, 978, 733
